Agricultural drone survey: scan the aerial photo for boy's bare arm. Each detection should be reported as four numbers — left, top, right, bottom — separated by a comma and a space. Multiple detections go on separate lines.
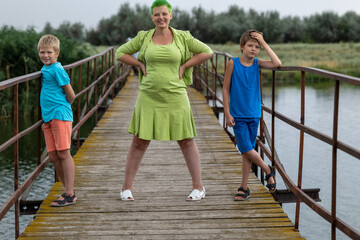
222, 60, 235, 127
251, 32, 282, 69
62, 84, 75, 104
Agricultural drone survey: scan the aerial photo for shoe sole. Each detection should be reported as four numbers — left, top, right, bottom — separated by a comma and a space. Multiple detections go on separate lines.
233, 195, 251, 201
186, 193, 206, 201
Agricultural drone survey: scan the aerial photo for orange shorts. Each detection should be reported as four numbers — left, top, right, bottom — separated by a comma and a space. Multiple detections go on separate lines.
42, 119, 72, 152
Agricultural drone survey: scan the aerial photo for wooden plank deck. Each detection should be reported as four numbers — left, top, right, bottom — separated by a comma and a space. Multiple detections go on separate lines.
18, 75, 304, 239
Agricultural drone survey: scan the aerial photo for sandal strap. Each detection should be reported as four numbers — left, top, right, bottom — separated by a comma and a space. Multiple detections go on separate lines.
187, 187, 206, 200
53, 193, 69, 203
234, 187, 250, 200
235, 193, 246, 198
237, 187, 250, 195
52, 193, 76, 206
265, 165, 275, 181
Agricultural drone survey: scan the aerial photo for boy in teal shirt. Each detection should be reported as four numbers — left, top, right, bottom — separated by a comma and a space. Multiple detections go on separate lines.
38, 34, 76, 206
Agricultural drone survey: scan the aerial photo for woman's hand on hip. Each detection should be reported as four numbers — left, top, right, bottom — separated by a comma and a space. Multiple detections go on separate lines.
179, 64, 186, 79
139, 62, 147, 77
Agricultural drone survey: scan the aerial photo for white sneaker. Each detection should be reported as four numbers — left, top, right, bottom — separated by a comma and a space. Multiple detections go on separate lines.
186, 187, 206, 201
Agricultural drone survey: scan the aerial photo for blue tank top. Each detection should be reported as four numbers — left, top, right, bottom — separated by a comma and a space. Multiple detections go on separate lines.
229, 57, 261, 118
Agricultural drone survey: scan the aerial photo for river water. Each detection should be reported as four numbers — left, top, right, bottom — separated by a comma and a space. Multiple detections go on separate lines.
1, 84, 359, 239
260, 84, 360, 240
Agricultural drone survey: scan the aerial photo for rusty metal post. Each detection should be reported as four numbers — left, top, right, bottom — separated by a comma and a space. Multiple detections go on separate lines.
331, 80, 340, 240
271, 70, 276, 166
101, 55, 105, 110
94, 58, 98, 125
205, 61, 209, 103
295, 71, 306, 230
13, 83, 20, 239
259, 69, 264, 181
111, 48, 115, 99
77, 65, 82, 150
86, 62, 90, 114
37, 78, 42, 165
212, 59, 216, 110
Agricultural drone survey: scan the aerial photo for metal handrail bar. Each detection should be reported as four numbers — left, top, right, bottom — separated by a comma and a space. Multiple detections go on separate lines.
257, 140, 360, 239
262, 106, 360, 160
0, 157, 50, 221
0, 120, 42, 152
0, 47, 116, 90
72, 68, 129, 133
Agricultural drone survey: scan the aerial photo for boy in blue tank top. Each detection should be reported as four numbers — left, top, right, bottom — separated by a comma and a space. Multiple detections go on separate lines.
222, 30, 281, 200
37, 34, 77, 206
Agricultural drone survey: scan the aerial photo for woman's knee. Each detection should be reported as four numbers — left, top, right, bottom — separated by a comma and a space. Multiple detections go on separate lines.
177, 138, 194, 148
132, 135, 150, 150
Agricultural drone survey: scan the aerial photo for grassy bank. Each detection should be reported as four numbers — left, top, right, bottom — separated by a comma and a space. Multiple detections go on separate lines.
208, 42, 360, 79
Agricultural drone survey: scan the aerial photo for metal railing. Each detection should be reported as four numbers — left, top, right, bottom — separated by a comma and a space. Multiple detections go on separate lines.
0, 47, 130, 239
193, 50, 360, 240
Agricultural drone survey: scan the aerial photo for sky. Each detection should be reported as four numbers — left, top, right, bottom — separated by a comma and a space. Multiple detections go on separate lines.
1, 0, 359, 31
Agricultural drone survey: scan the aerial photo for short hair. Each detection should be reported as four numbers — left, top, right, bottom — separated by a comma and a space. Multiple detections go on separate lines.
150, 0, 172, 15
37, 34, 60, 53
239, 30, 263, 51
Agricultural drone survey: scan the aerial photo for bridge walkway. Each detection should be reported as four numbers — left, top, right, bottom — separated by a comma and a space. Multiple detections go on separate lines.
18, 75, 303, 239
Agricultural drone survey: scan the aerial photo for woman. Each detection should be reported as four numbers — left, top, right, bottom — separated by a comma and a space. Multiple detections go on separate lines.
115, 0, 213, 201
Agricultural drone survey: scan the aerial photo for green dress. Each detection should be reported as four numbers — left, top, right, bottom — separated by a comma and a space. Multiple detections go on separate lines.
128, 40, 196, 141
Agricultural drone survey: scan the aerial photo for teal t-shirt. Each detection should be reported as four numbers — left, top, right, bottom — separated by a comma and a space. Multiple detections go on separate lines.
40, 62, 73, 123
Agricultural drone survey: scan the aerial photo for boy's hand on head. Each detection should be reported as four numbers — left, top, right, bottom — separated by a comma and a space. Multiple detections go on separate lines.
250, 32, 266, 46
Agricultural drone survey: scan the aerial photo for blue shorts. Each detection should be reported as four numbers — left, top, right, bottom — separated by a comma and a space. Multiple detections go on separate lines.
233, 118, 260, 154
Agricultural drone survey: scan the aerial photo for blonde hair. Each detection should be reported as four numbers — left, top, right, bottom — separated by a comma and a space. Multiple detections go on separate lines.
37, 34, 60, 53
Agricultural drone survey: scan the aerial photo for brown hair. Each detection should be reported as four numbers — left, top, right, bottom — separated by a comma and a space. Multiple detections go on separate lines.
37, 34, 60, 53
239, 30, 263, 52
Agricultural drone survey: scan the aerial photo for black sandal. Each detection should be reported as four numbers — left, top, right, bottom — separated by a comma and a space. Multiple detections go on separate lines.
51, 193, 77, 207
234, 187, 250, 201
265, 165, 276, 192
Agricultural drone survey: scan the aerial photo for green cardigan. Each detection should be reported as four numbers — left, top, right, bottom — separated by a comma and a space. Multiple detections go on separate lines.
115, 26, 213, 85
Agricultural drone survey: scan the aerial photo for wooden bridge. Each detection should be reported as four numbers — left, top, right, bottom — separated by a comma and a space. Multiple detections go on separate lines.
17, 75, 303, 239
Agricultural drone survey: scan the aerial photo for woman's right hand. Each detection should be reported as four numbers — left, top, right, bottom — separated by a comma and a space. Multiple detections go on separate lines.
138, 62, 147, 77
225, 113, 235, 127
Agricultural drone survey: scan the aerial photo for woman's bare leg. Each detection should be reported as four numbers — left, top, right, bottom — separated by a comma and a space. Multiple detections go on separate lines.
177, 138, 203, 190
122, 135, 151, 190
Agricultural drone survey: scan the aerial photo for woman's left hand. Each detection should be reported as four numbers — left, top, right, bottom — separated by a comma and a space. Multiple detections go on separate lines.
179, 64, 186, 79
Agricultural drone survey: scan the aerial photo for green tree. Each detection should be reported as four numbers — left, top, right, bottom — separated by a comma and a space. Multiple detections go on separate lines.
282, 16, 304, 42
252, 10, 284, 43
210, 6, 248, 44
305, 12, 341, 42
57, 21, 86, 41
189, 6, 216, 42
338, 11, 360, 42
171, 8, 192, 31
43, 22, 55, 34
